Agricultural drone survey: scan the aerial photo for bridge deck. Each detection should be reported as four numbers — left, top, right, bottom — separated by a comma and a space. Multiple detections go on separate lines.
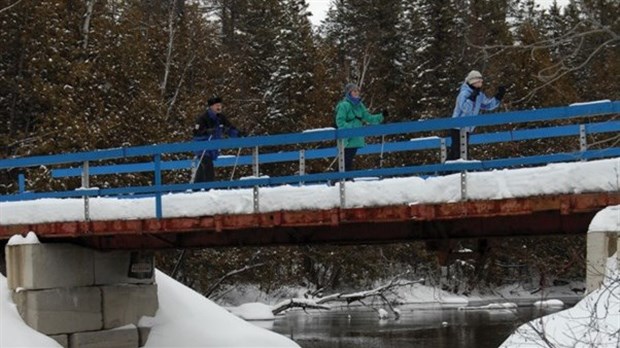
1, 102, 618, 249
1, 192, 617, 249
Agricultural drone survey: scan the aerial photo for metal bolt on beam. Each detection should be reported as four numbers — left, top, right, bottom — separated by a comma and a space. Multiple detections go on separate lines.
82, 161, 90, 221
460, 171, 468, 201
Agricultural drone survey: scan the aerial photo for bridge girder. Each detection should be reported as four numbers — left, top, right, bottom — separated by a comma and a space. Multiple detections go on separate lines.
0, 192, 618, 250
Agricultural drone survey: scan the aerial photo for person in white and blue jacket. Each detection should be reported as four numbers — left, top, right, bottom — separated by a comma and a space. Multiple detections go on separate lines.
192, 96, 242, 183
449, 70, 506, 160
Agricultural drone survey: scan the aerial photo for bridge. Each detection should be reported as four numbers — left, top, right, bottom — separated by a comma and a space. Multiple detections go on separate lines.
1, 101, 619, 347
1, 100, 619, 250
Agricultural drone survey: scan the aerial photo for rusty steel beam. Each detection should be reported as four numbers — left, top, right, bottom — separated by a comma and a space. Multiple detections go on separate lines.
0, 192, 618, 250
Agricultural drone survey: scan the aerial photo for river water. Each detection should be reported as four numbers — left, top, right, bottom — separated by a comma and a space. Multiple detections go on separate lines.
261, 306, 566, 348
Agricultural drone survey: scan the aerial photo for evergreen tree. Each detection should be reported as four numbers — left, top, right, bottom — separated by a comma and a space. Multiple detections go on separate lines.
406, 0, 462, 119
398, 0, 427, 118
263, 0, 318, 133
465, 0, 513, 86
570, 0, 620, 100
323, 0, 405, 115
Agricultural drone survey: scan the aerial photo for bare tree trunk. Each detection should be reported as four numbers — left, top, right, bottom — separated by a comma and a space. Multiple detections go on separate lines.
166, 54, 195, 119
358, 44, 373, 90
82, 0, 96, 50
161, 0, 177, 97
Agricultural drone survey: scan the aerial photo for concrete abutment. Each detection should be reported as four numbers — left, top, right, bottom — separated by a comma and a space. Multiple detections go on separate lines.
5, 243, 157, 348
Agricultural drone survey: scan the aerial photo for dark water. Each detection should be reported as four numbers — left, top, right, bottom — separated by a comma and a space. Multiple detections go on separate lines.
263, 306, 564, 348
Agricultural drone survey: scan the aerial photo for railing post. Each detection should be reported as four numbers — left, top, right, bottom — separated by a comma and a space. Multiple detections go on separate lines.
459, 128, 468, 160
253, 146, 260, 213
459, 129, 469, 200
18, 173, 26, 193
579, 124, 587, 161
82, 161, 90, 221
154, 154, 162, 219
338, 139, 346, 208
299, 149, 305, 185
440, 138, 447, 163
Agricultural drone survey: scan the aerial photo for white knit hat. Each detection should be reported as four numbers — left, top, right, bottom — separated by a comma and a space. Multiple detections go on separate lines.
465, 70, 483, 84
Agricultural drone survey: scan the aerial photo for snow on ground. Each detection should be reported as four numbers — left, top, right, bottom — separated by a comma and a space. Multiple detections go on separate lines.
0, 268, 299, 348
500, 255, 619, 347
2, 232, 298, 347
0, 275, 61, 347
533, 299, 565, 308
589, 204, 620, 232
500, 205, 620, 347
1, 158, 619, 225
228, 303, 276, 321
140, 271, 297, 347
459, 302, 518, 310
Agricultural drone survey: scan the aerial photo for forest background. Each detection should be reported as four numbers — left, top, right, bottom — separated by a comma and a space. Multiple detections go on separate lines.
0, 0, 618, 301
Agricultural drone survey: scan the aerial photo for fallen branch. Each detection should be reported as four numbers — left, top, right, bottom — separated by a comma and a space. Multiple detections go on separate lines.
272, 272, 424, 317
272, 298, 331, 315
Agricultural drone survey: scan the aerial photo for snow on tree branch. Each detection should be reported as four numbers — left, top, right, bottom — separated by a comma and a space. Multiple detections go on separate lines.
271, 272, 424, 316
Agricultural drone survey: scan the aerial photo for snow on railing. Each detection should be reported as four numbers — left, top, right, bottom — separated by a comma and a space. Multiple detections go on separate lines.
0, 101, 619, 219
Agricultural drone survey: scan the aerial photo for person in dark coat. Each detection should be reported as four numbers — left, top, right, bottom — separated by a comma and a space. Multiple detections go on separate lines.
449, 70, 506, 160
192, 96, 241, 183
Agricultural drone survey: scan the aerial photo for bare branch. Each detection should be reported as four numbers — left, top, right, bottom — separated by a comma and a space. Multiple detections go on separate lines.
0, 0, 24, 14
166, 54, 196, 119
466, 15, 618, 105
514, 36, 617, 105
203, 262, 266, 297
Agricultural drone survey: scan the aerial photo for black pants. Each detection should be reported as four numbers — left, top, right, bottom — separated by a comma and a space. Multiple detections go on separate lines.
195, 155, 215, 183
448, 129, 470, 160
344, 147, 358, 171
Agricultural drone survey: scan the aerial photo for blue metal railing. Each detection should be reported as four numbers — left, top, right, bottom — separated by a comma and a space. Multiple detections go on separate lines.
47, 119, 620, 178
0, 100, 618, 219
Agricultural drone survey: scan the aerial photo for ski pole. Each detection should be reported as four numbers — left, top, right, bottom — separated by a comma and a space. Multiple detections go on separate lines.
190, 135, 212, 184
190, 149, 207, 184
326, 155, 339, 172
229, 147, 242, 181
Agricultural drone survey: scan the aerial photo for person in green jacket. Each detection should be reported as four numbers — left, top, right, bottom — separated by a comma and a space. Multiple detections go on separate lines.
334, 83, 386, 171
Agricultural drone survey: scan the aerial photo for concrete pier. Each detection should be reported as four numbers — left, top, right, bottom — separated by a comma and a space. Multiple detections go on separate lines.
5, 243, 158, 348
586, 206, 620, 293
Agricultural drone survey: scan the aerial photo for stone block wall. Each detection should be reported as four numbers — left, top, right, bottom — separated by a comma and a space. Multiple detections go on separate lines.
5, 243, 158, 348
13, 287, 102, 335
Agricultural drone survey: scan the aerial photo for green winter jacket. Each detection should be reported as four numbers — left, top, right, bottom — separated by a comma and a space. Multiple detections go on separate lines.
335, 98, 384, 148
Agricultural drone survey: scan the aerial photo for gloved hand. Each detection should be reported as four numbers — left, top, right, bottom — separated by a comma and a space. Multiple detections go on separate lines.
468, 88, 480, 102
495, 85, 507, 101
381, 108, 389, 119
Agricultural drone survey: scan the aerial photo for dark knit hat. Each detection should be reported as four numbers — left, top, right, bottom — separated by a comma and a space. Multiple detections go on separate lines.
207, 96, 223, 106
344, 83, 359, 95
